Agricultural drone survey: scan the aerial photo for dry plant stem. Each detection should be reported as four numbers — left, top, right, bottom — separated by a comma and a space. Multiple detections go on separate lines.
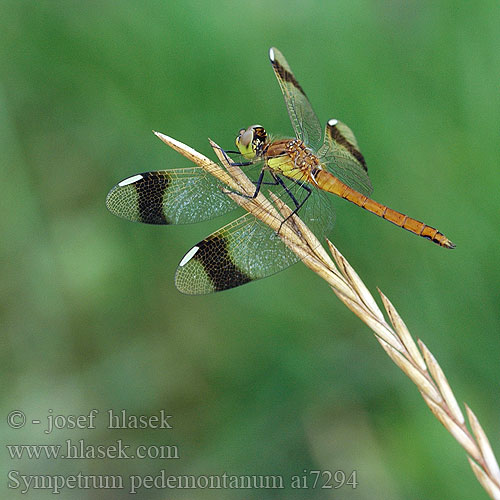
156, 132, 500, 500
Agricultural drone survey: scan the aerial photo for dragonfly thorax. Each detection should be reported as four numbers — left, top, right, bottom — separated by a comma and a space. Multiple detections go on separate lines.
263, 138, 324, 184
236, 125, 268, 160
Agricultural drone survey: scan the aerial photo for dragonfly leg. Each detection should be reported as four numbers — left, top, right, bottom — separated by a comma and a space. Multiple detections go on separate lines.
272, 175, 312, 233
222, 168, 267, 199
272, 174, 301, 210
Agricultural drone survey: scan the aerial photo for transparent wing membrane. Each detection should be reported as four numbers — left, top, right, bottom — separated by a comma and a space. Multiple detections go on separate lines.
175, 169, 337, 294
270, 49, 372, 197
318, 120, 373, 197
319, 148, 373, 197
269, 47, 323, 151
106, 167, 237, 225
106, 159, 337, 294
175, 213, 298, 294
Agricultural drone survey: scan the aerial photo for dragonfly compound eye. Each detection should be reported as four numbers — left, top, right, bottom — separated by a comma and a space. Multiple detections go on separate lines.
238, 127, 254, 148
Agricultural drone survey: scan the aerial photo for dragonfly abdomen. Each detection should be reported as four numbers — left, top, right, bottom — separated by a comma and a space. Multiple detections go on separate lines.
315, 170, 455, 249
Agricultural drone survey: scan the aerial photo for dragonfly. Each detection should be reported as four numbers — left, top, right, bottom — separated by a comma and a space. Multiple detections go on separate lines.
106, 47, 455, 294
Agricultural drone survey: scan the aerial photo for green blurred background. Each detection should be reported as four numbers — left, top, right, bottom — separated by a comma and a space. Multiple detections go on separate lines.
2, 1, 499, 498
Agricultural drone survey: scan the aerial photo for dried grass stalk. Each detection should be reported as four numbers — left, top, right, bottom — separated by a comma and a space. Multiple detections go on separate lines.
156, 132, 500, 499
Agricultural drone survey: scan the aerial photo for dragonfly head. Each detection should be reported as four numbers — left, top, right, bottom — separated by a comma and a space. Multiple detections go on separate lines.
236, 125, 267, 159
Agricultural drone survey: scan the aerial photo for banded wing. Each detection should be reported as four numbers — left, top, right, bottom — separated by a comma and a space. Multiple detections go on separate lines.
106, 167, 237, 225
269, 47, 323, 151
318, 119, 373, 197
107, 162, 336, 294
175, 213, 297, 294
175, 169, 338, 294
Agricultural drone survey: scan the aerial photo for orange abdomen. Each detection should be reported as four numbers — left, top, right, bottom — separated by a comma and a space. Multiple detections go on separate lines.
314, 170, 455, 249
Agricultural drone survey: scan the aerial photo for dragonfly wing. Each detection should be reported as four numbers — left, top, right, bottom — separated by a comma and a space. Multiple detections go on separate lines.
319, 119, 373, 197
106, 167, 237, 225
175, 213, 300, 294
174, 170, 338, 294
269, 47, 323, 150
